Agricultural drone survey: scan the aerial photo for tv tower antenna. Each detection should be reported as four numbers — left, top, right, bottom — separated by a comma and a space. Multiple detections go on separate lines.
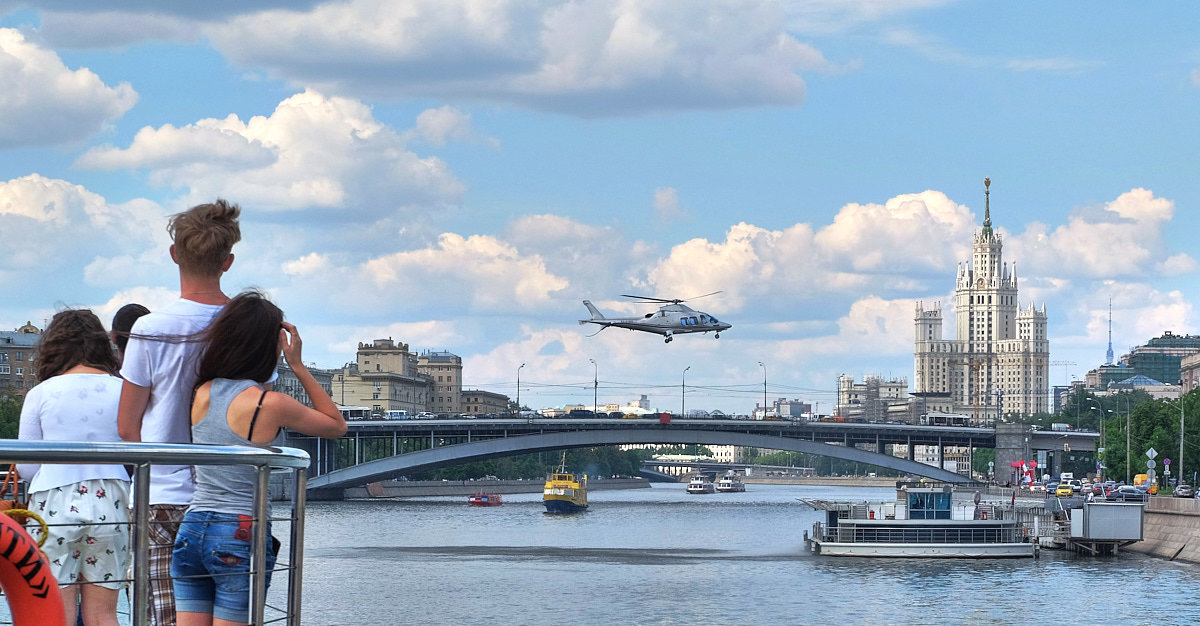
1105, 297, 1114, 366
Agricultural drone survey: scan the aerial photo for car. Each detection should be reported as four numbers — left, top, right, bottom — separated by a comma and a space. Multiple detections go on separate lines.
1113, 485, 1148, 502
1054, 484, 1074, 497
1045, 482, 1060, 494
1174, 484, 1194, 498
1069, 479, 1083, 492
1030, 481, 1046, 492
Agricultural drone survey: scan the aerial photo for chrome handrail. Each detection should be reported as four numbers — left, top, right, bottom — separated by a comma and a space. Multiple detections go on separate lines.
0, 440, 310, 626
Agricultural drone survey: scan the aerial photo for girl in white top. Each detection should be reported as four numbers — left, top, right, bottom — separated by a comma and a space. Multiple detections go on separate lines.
18, 309, 131, 626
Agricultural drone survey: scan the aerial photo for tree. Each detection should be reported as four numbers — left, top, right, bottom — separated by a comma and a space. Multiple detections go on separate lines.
0, 392, 20, 439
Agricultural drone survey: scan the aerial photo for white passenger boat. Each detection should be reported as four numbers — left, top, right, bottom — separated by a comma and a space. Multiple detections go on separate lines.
804, 486, 1034, 558
686, 476, 715, 494
715, 473, 746, 493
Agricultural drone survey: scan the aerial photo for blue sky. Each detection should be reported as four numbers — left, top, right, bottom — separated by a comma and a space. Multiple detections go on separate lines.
1, 1, 1197, 414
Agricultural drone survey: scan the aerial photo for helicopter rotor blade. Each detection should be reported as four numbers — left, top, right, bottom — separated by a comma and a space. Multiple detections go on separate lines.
620, 294, 680, 304
684, 291, 723, 301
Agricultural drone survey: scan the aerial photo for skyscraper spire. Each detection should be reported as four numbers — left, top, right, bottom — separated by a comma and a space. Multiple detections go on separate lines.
1106, 297, 1114, 365
981, 177, 993, 239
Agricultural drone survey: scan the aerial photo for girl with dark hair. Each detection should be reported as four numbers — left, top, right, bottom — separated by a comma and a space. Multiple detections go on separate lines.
171, 291, 345, 626
110, 303, 150, 365
17, 309, 131, 626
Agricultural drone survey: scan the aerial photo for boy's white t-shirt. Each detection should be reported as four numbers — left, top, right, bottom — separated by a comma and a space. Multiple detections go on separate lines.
120, 298, 225, 506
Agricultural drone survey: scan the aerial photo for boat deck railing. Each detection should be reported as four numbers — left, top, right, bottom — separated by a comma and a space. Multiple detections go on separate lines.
0, 440, 310, 626
817, 524, 1026, 545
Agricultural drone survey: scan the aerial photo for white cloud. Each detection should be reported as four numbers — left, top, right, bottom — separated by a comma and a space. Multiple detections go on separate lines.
643, 191, 975, 310
653, 187, 684, 221
1005, 57, 1099, 73
0, 28, 137, 147
205, 0, 836, 115
407, 106, 498, 148
76, 90, 465, 216
1006, 188, 1189, 280
362, 233, 569, 309
0, 176, 166, 303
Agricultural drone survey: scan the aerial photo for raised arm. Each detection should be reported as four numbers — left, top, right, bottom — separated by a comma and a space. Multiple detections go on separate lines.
268, 322, 345, 439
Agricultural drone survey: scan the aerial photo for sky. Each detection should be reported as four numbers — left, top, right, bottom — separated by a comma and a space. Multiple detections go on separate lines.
1, 1, 1197, 415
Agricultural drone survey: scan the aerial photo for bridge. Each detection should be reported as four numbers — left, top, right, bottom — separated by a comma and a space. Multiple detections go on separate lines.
283, 418, 1099, 495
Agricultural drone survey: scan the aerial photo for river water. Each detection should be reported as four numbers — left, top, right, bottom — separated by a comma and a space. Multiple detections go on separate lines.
293, 484, 1200, 625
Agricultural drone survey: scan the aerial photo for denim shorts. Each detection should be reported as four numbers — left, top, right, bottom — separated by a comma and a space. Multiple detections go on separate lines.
171, 510, 275, 623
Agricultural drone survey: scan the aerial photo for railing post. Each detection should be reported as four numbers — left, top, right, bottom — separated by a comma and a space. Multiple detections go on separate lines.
132, 462, 151, 626
288, 468, 308, 626
250, 465, 270, 626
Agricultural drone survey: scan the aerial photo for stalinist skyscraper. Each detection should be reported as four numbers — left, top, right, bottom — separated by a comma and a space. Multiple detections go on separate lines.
914, 179, 1049, 422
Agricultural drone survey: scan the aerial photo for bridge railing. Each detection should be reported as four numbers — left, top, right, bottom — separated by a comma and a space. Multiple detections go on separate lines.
0, 440, 310, 626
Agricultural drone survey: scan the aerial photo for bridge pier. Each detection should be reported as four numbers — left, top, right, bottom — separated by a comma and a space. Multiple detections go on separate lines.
995, 423, 1027, 484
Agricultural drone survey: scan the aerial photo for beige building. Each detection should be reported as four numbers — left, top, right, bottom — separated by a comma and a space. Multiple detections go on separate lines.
335, 339, 433, 416
914, 180, 1049, 422
1183, 353, 1200, 393
462, 388, 509, 415
417, 350, 462, 415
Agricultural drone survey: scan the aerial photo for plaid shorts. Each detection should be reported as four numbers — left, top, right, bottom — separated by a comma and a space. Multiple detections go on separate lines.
147, 504, 186, 626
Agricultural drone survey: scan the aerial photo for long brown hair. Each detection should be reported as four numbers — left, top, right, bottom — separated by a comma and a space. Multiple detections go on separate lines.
195, 290, 282, 386
36, 309, 120, 380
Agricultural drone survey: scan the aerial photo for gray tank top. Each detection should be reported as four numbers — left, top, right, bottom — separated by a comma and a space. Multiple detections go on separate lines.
190, 378, 281, 517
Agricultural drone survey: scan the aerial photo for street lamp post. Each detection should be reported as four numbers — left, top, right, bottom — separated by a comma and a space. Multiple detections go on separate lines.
516, 363, 525, 418
682, 366, 691, 418
1126, 398, 1131, 484
758, 361, 767, 419
1164, 397, 1186, 486
589, 358, 597, 413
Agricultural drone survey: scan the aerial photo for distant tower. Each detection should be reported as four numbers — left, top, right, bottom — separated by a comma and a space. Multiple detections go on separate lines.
1105, 298, 1114, 366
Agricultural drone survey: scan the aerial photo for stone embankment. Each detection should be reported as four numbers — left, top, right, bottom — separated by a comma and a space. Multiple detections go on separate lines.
1126, 497, 1200, 563
343, 477, 649, 499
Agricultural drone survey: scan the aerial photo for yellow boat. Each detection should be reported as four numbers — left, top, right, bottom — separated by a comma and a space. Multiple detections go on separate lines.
543, 455, 588, 514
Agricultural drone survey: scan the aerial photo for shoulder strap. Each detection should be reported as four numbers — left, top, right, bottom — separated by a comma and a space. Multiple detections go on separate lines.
247, 388, 268, 441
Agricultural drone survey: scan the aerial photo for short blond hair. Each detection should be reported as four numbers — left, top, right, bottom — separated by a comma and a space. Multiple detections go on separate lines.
168, 199, 242, 277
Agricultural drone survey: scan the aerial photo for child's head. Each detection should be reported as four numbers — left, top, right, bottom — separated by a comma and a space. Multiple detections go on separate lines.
36, 309, 120, 380
168, 199, 242, 277
111, 303, 150, 356
196, 290, 283, 385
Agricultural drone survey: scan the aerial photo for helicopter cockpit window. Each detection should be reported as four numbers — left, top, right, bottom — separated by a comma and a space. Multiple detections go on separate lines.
700, 315, 709, 324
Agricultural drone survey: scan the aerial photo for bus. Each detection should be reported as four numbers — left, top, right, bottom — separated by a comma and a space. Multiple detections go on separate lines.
338, 406, 372, 421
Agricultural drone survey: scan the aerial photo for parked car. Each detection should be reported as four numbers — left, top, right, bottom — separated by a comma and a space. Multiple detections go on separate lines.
1054, 483, 1074, 497
1114, 485, 1149, 502
1174, 484, 1194, 498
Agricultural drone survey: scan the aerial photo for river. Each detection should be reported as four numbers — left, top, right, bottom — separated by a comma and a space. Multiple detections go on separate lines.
293, 484, 1200, 625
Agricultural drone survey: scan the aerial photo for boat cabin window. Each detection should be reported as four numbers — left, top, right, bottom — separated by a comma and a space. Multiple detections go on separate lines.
907, 490, 952, 520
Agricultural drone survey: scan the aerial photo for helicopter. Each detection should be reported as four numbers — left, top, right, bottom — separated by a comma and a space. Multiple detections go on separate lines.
579, 293, 731, 343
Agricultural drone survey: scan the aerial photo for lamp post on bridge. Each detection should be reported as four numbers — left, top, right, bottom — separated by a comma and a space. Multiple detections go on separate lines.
682, 366, 691, 418
516, 363, 525, 418
758, 361, 767, 419
589, 358, 597, 414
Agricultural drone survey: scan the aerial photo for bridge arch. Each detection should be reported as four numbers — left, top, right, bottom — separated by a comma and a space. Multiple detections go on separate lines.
305, 428, 973, 491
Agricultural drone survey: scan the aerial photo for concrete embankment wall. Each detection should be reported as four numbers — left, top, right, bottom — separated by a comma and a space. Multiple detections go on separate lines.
1126, 497, 1200, 563
343, 477, 649, 499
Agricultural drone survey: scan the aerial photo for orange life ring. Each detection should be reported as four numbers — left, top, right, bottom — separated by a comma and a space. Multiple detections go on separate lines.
0, 511, 65, 626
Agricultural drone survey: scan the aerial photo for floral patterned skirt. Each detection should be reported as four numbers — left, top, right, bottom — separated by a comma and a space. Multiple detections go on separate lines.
29, 478, 131, 589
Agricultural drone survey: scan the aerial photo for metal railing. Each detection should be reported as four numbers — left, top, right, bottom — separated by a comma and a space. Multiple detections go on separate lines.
0, 440, 310, 626
820, 524, 1026, 544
